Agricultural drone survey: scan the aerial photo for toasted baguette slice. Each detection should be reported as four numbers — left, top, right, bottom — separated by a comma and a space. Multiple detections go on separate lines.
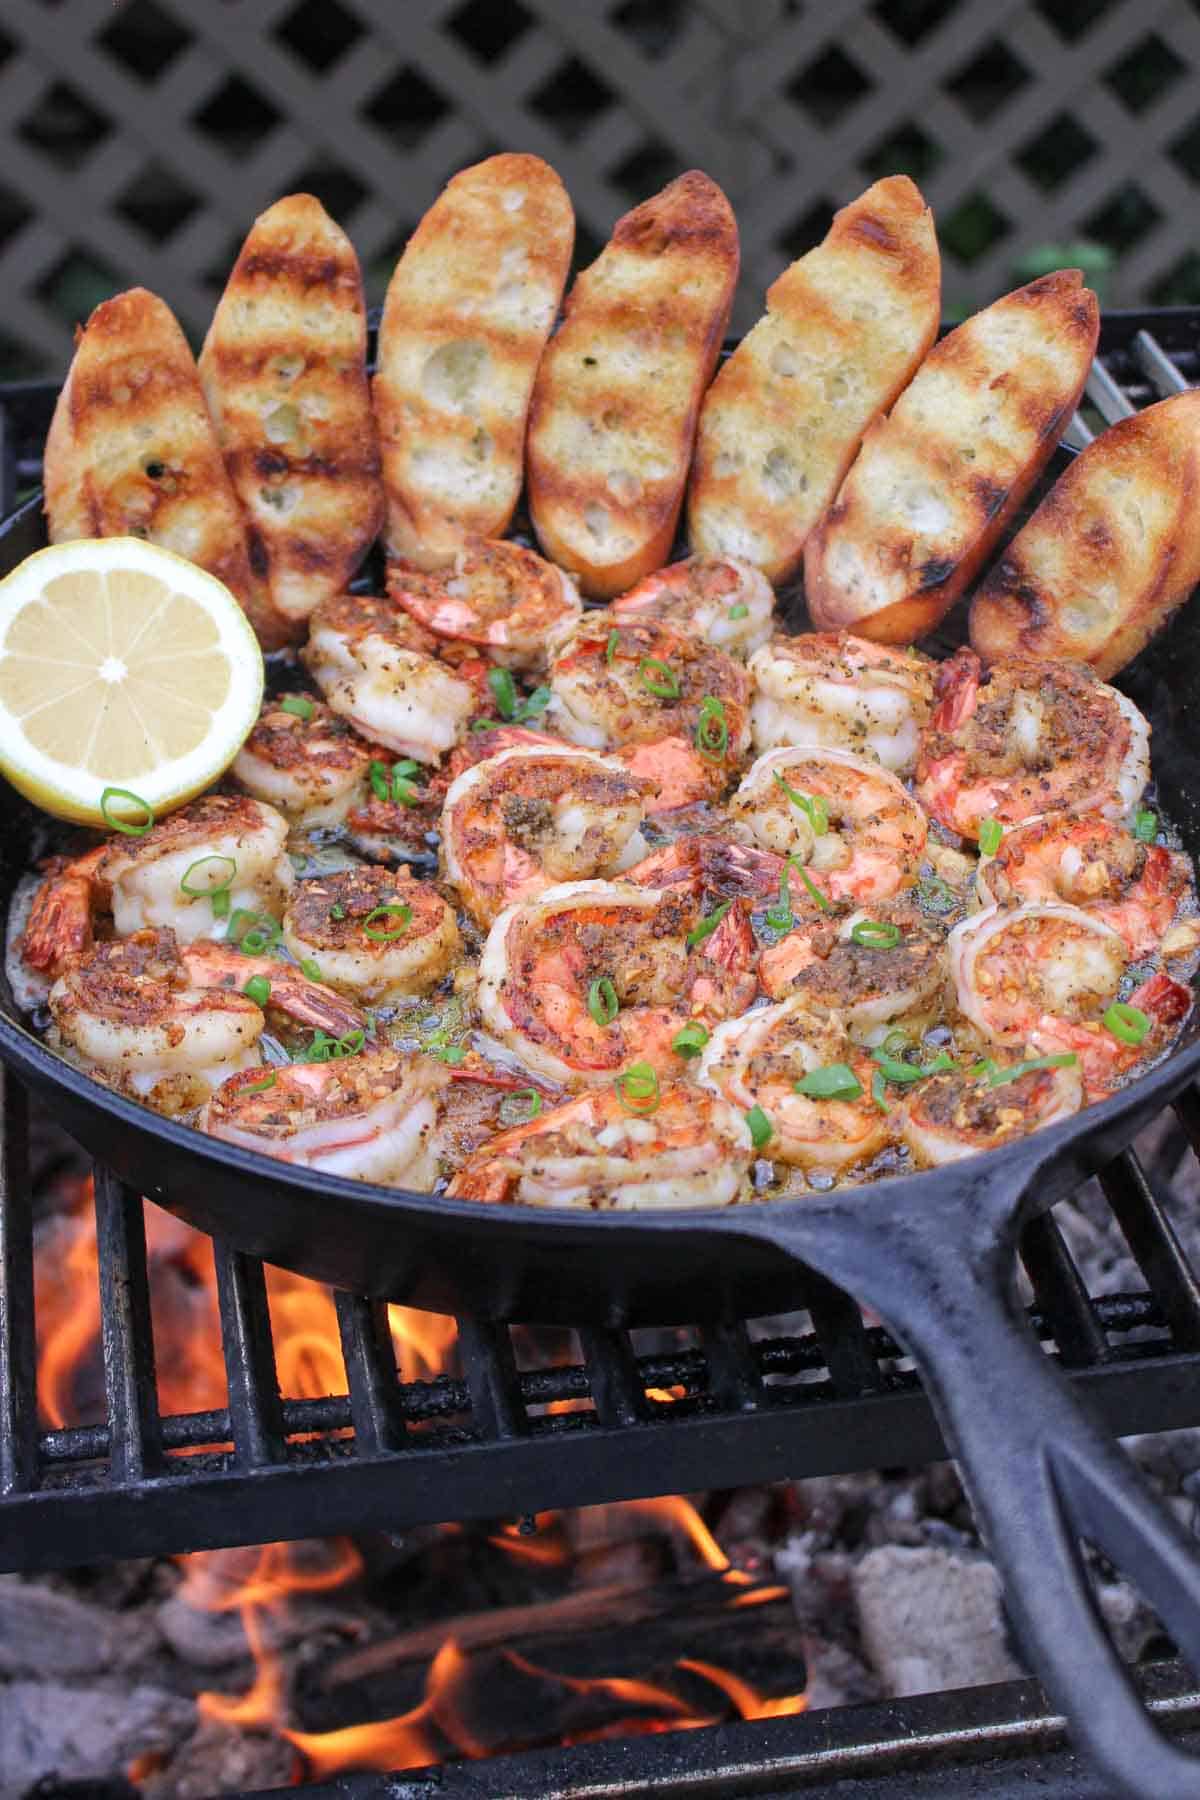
200, 194, 383, 624
527, 171, 739, 598
970, 391, 1200, 677
42, 287, 287, 648
804, 271, 1099, 643
374, 154, 573, 568
688, 177, 939, 586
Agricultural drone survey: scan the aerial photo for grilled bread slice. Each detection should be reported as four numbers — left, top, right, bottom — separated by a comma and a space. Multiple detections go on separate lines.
804, 271, 1099, 643
374, 154, 573, 568
42, 287, 287, 648
688, 177, 939, 586
200, 193, 383, 625
970, 390, 1200, 678
527, 171, 739, 598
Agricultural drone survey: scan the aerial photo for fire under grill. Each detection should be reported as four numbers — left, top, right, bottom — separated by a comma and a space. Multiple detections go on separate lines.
2, 311, 1200, 1794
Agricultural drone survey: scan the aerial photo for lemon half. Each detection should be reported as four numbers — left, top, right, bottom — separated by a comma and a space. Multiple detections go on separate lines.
0, 537, 263, 826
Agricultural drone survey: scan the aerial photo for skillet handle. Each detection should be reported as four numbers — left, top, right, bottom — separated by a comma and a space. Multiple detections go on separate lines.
738, 1193, 1200, 1800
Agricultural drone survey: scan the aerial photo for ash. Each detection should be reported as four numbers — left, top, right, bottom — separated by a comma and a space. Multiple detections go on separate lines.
4, 1106, 1198, 1798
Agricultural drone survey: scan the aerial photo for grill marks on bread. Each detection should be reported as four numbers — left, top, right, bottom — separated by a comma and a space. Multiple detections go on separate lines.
42, 287, 285, 648
374, 154, 574, 568
527, 171, 739, 599
804, 271, 1099, 643
970, 390, 1200, 678
688, 177, 939, 586
200, 194, 383, 626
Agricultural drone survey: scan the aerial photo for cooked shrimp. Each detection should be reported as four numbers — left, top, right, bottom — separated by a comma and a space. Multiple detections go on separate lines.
727, 746, 927, 903
950, 902, 1190, 1097
759, 896, 949, 1026
610, 555, 774, 659
387, 538, 582, 671
49, 930, 264, 1113
446, 1082, 753, 1208
200, 1049, 446, 1185
900, 1054, 1083, 1167
975, 812, 1192, 959
478, 878, 758, 1087
303, 591, 476, 763
21, 797, 294, 977
748, 634, 934, 774
231, 693, 386, 827
697, 999, 890, 1171
180, 941, 366, 1037
281, 865, 459, 1003
548, 617, 750, 790
917, 651, 1150, 841
441, 745, 650, 927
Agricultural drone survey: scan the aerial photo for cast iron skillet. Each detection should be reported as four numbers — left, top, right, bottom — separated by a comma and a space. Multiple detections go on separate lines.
4, 480, 1200, 1797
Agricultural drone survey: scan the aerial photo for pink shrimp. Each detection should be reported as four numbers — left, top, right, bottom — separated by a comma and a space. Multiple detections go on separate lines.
916, 650, 1150, 841
387, 538, 582, 670
976, 812, 1192, 959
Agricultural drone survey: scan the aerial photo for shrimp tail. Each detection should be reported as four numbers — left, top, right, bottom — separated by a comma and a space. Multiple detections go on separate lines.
445, 1163, 515, 1202
20, 847, 108, 976
180, 944, 367, 1037
931, 647, 981, 732
1128, 969, 1192, 1029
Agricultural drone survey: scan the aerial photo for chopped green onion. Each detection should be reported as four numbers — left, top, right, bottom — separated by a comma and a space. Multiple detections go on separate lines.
330, 903, 347, 922
672, 1021, 710, 1058
1134, 809, 1158, 843
686, 899, 732, 948
100, 786, 154, 836
794, 863, 831, 913
969, 1056, 999, 1081
765, 861, 797, 933
587, 976, 619, 1027
978, 818, 1003, 856
694, 695, 728, 762
882, 1028, 910, 1056
243, 974, 271, 1008
299, 958, 323, 982
487, 667, 519, 720
502, 1087, 543, 1124
987, 1052, 1078, 1086
180, 853, 237, 899
727, 603, 749, 620
211, 889, 231, 920
369, 759, 390, 801
871, 1047, 925, 1085
639, 657, 680, 700
746, 1104, 773, 1149
922, 1050, 957, 1075
772, 771, 829, 835
794, 1063, 863, 1101
391, 760, 421, 805
850, 919, 901, 949
281, 694, 314, 721
1102, 1002, 1150, 1046
436, 1044, 467, 1066
227, 909, 280, 957
917, 874, 956, 913
300, 1027, 366, 1063
363, 902, 412, 942
605, 628, 621, 665
517, 685, 552, 723
616, 1061, 660, 1114
242, 1071, 277, 1095
871, 1069, 891, 1114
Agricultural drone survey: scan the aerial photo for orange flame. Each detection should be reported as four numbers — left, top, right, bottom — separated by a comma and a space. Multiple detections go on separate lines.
677, 1657, 808, 1719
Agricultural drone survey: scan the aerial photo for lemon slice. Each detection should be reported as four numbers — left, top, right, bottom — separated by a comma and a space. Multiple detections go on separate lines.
0, 537, 263, 826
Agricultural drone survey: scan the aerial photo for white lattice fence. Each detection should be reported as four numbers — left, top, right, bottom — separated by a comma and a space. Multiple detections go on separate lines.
2, 0, 1200, 377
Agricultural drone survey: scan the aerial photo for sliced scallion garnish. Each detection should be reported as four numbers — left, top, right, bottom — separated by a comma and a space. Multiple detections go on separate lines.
100, 786, 154, 836
281, 694, 314, 721
587, 976, 619, 1027
362, 902, 412, 942
639, 657, 680, 700
794, 1063, 863, 1101
615, 1061, 660, 1114
1102, 1002, 1150, 1046
686, 899, 732, 948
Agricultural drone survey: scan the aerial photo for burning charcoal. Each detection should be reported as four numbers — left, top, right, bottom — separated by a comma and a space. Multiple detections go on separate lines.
852, 1544, 1025, 1698
0, 1579, 131, 1679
